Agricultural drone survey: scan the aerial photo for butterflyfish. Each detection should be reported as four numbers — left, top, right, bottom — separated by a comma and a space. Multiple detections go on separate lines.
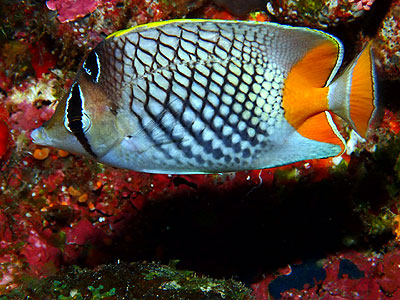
31, 19, 377, 174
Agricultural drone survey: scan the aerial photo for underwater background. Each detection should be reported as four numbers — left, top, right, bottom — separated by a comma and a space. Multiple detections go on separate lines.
0, 0, 400, 299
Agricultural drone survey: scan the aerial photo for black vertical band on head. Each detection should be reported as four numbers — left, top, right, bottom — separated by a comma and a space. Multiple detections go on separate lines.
83, 50, 100, 83
65, 83, 98, 158
74, 130, 98, 159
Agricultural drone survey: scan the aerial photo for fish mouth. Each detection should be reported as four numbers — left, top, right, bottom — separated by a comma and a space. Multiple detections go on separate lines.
31, 127, 50, 146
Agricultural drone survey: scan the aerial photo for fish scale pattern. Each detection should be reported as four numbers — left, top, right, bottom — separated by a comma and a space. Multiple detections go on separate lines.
102, 21, 287, 172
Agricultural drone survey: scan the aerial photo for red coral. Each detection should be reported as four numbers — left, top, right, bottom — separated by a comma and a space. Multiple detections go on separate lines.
42, 170, 65, 193
0, 105, 10, 161
251, 274, 275, 300
66, 219, 100, 246
381, 110, 400, 135
20, 229, 61, 277
29, 42, 57, 79
202, 4, 236, 20
46, 0, 99, 23
378, 250, 400, 295
10, 101, 54, 133
0, 213, 12, 248
64, 219, 106, 265
252, 251, 393, 300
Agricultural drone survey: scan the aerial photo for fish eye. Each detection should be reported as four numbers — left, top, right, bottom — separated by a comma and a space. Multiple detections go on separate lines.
81, 112, 91, 133
64, 112, 91, 133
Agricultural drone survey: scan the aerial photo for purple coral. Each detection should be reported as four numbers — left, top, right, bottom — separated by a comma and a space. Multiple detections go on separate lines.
46, 0, 99, 23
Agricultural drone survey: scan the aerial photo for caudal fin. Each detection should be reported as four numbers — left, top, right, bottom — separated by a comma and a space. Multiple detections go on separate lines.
328, 42, 377, 138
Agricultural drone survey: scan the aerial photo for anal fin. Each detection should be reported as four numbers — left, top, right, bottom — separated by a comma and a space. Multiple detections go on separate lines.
297, 111, 346, 156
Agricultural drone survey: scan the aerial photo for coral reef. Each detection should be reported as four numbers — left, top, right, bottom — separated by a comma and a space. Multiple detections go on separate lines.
46, 0, 100, 23
252, 249, 400, 299
374, 0, 400, 80
212, 0, 266, 16
0, 261, 253, 299
44, 0, 207, 57
264, 0, 372, 28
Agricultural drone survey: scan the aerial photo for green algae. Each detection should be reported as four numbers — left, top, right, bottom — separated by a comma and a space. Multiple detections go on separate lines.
52, 281, 116, 300
2, 261, 253, 300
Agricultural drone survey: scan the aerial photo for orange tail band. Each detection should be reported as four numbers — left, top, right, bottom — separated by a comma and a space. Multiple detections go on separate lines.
328, 42, 377, 138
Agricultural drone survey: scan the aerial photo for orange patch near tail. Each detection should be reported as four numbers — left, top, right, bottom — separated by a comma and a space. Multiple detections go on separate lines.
297, 112, 345, 154
282, 40, 340, 129
348, 42, 376, 138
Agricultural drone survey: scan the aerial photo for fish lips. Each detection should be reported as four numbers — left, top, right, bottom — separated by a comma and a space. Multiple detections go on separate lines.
31, 127, 51, 146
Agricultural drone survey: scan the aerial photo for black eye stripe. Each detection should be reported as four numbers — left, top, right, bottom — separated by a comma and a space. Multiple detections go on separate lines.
74, 131, 97, 159
67, 83, 84, 131
65, 83, 98, 158
83, 50, 100, 83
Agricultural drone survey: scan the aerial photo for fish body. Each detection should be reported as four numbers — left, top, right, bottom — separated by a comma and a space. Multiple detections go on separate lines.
31, 20, 377, 174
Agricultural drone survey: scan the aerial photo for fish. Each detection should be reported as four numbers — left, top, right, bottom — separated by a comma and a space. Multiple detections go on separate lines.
31, 19, 377, 174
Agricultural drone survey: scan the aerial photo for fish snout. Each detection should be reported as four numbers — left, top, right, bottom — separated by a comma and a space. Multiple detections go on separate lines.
31, 127, 50, 146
